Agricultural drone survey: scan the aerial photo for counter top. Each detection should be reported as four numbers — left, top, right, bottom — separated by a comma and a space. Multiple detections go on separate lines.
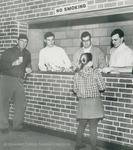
32, 70, 133, 78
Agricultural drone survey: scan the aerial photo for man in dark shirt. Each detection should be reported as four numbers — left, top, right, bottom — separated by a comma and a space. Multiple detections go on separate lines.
0, 34, 32, 134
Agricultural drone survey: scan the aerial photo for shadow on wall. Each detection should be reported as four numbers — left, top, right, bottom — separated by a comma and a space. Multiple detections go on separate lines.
28, 29, 44, 71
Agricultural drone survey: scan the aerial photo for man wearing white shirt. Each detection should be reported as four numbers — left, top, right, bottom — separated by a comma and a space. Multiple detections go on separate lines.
72, 31, 107, 71
103, 29, 133, 73
38, 32, 71, 72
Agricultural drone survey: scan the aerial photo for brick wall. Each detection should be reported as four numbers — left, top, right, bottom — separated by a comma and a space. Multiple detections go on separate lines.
0, 20, 28, 55
1, 2, 133, 147
0, 0, 133, 57
1, 0, 133, 22
9, 72, 133, 148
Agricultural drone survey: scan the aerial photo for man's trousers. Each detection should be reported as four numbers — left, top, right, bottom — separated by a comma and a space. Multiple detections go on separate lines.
0, 75, 26, 129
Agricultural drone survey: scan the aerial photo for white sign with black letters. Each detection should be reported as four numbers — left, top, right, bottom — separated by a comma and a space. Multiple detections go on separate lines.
55, 2, 88, 15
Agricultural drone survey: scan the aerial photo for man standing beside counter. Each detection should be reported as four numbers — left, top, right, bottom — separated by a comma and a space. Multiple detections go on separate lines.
38, 31, 71, 72
72, 31, 107, 71
0, 34, 32, 134
103, 29, 133, 74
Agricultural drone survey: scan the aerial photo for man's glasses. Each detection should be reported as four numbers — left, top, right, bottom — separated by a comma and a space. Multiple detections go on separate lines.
82, 39, 91, 43
19, 39, 28, 43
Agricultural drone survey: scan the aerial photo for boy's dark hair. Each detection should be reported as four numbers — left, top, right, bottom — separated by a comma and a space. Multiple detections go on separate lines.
111, 29, 124, 38
80, 53, 92, 63
44, 31, 55, 39
75, 53, 92, 72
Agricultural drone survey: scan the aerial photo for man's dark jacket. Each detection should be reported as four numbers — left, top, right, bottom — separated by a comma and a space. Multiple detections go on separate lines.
0, 45, 31, 79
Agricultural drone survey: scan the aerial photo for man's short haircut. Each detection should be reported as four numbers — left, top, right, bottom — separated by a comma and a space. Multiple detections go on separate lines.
44, 31, 55, 39
18, 34, 28, 41
81, 31, 91, 40
111, 29, 124, 38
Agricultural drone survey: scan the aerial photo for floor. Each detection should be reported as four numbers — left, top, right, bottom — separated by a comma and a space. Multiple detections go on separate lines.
0, 126, 109, 150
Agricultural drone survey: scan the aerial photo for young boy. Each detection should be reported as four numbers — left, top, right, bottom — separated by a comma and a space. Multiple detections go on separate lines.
73, 53, 106, 150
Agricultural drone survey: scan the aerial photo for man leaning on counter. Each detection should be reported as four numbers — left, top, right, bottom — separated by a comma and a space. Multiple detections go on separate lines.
72, 31, 107, 71
103, 29, 133, 74
38, 31, 71, 72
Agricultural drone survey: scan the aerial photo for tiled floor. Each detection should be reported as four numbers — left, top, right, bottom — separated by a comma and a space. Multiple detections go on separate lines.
0, 127, 109, 150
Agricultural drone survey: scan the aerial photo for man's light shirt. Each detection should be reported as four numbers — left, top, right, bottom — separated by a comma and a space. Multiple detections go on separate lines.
109, 43, 133, 67
83, 45, 92, 53
38, 45, 71, 71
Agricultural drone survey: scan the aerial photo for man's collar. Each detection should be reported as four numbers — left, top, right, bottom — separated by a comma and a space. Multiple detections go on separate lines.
16, 44, 26, 51
83, 44, 92, 52
115, 43, 125, 49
